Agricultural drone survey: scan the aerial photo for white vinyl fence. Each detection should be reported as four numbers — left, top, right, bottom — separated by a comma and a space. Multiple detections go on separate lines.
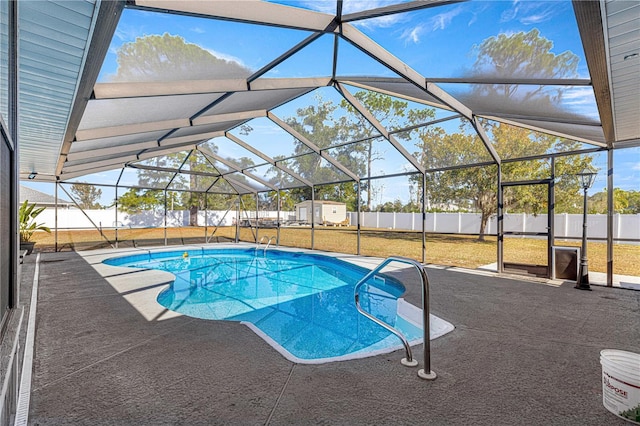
38, 208, 639, 242
347, 211, 639, 241
38, 208, 292, 230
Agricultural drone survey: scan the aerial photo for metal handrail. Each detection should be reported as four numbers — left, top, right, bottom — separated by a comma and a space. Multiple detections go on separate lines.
257, 236, 269, 247
354, 256, 436, 380
257, 236, 276, 255
264, 236, 276, 253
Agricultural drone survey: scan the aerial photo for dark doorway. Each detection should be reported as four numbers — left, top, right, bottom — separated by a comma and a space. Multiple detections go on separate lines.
499, 179, 553, 278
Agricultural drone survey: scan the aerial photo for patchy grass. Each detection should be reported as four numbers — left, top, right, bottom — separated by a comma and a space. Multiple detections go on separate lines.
29, 225, 640, 276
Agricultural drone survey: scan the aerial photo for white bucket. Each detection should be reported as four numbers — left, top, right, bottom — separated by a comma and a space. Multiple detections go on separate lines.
600, 350, 640, 424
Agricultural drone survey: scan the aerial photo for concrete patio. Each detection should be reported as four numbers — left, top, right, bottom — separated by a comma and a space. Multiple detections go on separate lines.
20, 245, 640, 425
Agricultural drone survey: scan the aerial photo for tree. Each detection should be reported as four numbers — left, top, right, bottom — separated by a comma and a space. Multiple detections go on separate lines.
282, 92, 434, 210
413, 120, 593, 240
588, 189, 640, 214
117, 188, 163, 214
339, 91, 433, 210
471, 28, 579, 108
70, 183, 102, 209
111, 33, 251, 82
411, 29, 590, 240
112, 34, 254, 224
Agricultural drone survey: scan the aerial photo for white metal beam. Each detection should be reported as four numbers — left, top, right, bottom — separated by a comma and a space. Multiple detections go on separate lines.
198, 146, 277, 190
58, 164, 129, 182
340, 23, 425, 89
93, 80, 243, 99
343, 0, 465, 22
425, 82, 473, 120
250, 77, 332, 91
335, 82, 425, 174
192, 110, 267, 126
268, 111, 360, 183
75, 118, 190, 141
340, 24, 478, 123
133, 0, 337, 32
161, 131, 226, 147
479, 115, 608, 147
66, 141, 159, 162
471, 116, 501, 164
225, 132, 314, 187
93, 77, 332, 100
222, 174, 258, 195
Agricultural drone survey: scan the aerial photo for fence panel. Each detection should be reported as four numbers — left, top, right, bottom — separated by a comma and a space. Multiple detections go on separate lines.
38, 208, 639, 243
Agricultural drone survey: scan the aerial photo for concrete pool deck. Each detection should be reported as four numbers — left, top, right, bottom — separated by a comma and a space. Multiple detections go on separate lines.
20, 244, 640, 425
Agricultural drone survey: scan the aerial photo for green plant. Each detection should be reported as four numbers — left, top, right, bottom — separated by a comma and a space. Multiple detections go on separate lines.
19, 200, 51, 242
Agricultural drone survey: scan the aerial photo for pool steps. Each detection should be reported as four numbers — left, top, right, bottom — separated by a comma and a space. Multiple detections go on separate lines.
354, 256, 436, 381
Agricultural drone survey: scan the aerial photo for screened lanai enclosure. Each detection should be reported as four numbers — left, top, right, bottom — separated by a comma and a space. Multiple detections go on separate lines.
13, 0, 640, 285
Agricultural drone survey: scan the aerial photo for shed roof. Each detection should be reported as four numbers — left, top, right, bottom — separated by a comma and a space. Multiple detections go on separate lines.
296, 200, 346, 206
19, 185, 72, 205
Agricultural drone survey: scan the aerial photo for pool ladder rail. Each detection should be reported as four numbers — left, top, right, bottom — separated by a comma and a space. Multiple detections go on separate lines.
354, 256, 436, 381
257, 236, 277, 254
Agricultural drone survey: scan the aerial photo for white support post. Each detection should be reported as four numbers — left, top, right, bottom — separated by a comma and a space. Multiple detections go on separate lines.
55, 182, 58, 252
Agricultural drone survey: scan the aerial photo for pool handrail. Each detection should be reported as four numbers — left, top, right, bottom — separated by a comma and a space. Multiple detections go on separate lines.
354, 256, 436, 380
264, 236, 276, 252
257, 236, 277, 254
257, 236, 269, 247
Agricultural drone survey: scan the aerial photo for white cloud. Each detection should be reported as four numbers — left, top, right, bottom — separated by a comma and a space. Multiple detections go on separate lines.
296, 0, 335, 14
400, 6, 463, 44
520, 9, 555, 25
114, 24, 144, 42
562, 87, 593, 103
630, 162, 640, 171
561, 87, 599, 119
204, 48, 249, 69
430, 6, 463, 31
352, 13, 404, 29
501, 1, 559, 25
296, 0, 405, 28
191, 27, 206, 34
401, 24, 424, 44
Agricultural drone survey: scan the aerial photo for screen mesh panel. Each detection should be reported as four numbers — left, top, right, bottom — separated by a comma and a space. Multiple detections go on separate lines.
0, 129, 11, 325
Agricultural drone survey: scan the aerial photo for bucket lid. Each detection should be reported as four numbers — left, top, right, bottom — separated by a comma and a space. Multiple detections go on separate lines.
601, 349, 640, 361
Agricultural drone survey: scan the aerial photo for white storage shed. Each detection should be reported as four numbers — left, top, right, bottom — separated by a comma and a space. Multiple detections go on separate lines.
294, 200, 348, 225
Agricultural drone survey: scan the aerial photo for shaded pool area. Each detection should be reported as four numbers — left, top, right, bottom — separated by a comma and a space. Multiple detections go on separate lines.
104, 248, 454, 363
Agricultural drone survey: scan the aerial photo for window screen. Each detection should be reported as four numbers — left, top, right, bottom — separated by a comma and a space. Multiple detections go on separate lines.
0, 128, 11, 329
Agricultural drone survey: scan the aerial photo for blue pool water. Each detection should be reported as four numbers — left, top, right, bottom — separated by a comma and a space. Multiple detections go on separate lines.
104, 248, 425, 362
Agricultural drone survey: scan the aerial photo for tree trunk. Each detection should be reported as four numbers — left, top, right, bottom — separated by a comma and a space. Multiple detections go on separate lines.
189, 156, 198, 226
478, 211, 489, 241
189, 204, 198, 226
366, 142, 372, 210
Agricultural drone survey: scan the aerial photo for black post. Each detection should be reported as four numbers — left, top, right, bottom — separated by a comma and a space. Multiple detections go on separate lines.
575, 186, 591, 290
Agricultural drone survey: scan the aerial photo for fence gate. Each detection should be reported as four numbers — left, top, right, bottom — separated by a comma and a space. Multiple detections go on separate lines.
498, 179, 554, 278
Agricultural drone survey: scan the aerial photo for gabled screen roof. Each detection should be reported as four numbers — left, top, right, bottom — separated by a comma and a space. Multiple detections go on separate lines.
14, 0, 639, 191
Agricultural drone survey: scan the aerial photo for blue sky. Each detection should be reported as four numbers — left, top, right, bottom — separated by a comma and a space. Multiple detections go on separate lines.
101, 1, 591, 80
26, 1, 637, 204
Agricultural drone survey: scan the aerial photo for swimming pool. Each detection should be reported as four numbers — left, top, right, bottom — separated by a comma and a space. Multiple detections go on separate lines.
104, 248, 454, 363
